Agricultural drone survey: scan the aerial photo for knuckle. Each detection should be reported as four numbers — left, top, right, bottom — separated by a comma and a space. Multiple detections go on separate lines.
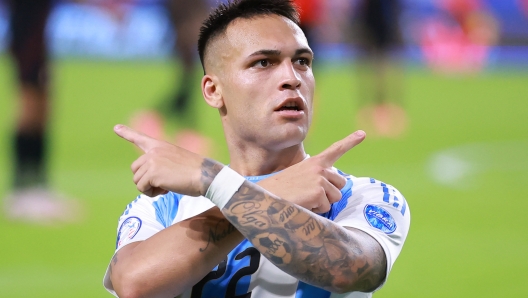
315, 187, 325, 197
319, 203, 331, 213
331, 194, 342, 203
337, 177, 346, 188
146, 157, 158, 168
149, 176, 158, 187
332, 141, 344, 151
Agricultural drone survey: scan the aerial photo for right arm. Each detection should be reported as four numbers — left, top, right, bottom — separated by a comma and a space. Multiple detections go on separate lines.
108, 125, 353, 297
109, 206, 243, 298
108, 164, 344, 298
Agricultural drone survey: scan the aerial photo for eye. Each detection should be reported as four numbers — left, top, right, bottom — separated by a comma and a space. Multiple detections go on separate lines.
254, 59, 271, 68
295, 57, 311, 67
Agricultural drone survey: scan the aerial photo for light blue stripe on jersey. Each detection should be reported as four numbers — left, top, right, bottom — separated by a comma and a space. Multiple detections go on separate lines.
153, 192, 183, 228
393, 196, 399, 208
381, 183, 390, 203
320, 175, 353, 221
296, 282, 331, 298
400, 199, 407, 215
245, 171, 278, 182
151, 172, 270, 229
123, 195, 141, 216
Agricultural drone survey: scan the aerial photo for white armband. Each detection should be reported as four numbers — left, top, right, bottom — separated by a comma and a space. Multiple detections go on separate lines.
205, 166, 246, 209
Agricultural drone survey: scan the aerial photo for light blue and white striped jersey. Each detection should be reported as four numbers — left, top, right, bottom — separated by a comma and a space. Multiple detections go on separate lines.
104, 169, 410, 298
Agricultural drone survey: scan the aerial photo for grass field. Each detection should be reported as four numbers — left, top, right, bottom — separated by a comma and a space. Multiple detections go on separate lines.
0, 55, 527, 297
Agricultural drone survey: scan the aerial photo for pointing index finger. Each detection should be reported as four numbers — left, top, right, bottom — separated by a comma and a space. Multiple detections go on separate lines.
114, 124, 157, 153
317, 130, 366, 166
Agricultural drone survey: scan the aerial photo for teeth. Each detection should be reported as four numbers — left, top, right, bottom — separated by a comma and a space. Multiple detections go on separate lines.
284, 102, 297, 108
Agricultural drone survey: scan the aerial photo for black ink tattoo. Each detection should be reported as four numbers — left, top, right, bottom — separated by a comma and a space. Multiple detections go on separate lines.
112, 254, 118, 265
199, 158, 224, 196
222, 181, 387, 293
199, 219, 237, 252
109, 252, 119, 276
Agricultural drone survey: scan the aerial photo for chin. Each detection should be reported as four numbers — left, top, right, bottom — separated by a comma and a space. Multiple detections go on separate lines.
273, 127, 307, 149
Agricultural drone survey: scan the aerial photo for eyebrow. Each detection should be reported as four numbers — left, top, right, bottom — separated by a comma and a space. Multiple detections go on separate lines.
295, 48, 314, 57
248, 47, 314, 58
249, 49, 281, 57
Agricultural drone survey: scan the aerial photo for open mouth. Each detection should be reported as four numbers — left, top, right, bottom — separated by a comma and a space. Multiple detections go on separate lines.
276, 101, 302, 112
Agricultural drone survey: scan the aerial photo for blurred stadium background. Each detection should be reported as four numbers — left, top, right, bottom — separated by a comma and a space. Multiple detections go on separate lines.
0, 0, 527, 297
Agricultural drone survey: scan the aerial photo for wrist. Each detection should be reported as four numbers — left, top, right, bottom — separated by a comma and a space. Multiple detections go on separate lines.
199, 158, 225, 196
205, 166, 246, 209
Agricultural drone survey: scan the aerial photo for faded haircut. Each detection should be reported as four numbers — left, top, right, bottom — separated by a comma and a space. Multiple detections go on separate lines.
198, 0, 300, 73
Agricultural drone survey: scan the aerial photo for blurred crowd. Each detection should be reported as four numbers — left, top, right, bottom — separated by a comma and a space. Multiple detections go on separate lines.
1, 0, 527, 67
0, 0, 527, 224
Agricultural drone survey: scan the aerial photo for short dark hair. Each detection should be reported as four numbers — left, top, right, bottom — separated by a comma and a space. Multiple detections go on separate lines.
198, 0, 300, 72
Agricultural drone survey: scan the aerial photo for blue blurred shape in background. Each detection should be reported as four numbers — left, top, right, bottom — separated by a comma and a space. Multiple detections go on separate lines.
0, 0, 526, 64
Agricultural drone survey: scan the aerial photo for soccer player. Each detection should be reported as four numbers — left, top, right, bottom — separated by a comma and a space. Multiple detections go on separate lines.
165, 0, 208, 114
104, 0, 410, 297
3, 0, 79, 223
129, 0, 213, 157
354, 0, 407, 138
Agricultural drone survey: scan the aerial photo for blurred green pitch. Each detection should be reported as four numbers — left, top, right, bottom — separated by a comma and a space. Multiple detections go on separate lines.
0, 55, 527, 297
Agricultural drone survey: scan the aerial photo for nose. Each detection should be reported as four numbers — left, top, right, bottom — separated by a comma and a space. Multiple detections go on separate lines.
279, 62, 301, 90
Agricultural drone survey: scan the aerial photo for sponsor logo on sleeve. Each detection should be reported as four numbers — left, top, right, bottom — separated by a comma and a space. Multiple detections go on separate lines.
116, 216, 142, 248
364, 205, 396, 234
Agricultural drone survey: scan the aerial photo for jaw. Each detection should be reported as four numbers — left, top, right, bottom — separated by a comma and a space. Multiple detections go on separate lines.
264, 121, 309, 150
224, 118, 308, 151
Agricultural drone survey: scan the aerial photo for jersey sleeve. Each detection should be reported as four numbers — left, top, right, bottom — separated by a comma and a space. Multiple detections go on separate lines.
333, 177, 411, 291
103, 193, 179, 296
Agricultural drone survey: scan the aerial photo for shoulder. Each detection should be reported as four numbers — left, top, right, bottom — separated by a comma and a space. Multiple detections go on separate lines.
332, 168, 410, 225
118, 192, 185, 228
113, 192, 191, 251
336, 169, 406, 205
120, 192, 183, 215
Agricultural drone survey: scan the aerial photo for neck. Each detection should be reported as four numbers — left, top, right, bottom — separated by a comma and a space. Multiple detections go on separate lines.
227, 141, 306, 176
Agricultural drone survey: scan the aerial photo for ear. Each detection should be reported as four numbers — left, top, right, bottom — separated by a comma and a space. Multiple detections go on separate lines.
202, 74, 224, 109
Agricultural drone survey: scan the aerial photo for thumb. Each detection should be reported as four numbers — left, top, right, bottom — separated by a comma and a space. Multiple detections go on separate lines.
316, 130, 366, 166
114, 124, 158, 153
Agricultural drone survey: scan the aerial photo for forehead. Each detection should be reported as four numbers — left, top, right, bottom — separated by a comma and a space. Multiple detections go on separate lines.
209, 15, 309, 65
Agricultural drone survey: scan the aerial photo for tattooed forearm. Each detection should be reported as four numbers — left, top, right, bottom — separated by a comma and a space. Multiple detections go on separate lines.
222, 181, 387, 293
199, 158, 224, 196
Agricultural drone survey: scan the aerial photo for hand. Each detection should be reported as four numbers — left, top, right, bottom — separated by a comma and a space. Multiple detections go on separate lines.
257, 131, 366, 213
114, 124, 215, 197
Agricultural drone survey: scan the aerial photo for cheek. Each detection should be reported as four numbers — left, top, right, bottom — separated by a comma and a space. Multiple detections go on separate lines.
226, 71, 269, 111
304, 76, 315, 106
222, 78, 263, 127
305, 72, 316, 93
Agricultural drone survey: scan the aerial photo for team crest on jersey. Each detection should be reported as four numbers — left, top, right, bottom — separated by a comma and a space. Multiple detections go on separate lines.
117, 216, 142, 248
364, 205, 396, 234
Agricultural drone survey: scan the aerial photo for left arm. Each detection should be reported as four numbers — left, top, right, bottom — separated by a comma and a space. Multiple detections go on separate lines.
198, 130, 386, 292
221, 178, 387, 293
